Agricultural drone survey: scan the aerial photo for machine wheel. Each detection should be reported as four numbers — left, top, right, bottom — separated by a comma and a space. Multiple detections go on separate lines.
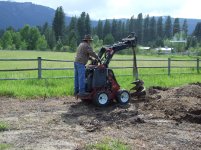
93, 91, 109, 107
117, 90, 130, 105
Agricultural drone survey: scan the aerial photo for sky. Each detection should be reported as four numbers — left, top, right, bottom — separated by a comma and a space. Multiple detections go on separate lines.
4, 0, 201, 20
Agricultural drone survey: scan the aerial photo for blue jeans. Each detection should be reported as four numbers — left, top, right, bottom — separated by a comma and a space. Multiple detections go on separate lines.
74, 62, 86, 94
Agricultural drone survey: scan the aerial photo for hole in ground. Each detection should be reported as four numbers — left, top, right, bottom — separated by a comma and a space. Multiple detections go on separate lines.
183, 109, 201, 124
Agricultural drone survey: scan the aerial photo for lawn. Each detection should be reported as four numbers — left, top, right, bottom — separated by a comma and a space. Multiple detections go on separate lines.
0, 50, 200, 98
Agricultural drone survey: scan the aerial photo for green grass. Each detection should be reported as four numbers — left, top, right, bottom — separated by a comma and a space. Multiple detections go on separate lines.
0, 50, 200, 98
0, 121, 9, 132
0, 144, 11, 150
86, 138, 130, 150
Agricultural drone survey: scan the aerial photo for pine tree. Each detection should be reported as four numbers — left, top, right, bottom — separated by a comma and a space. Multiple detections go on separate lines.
111, 19, 118, 41
103, 19, 111, 39
173, 18, 180, 36
164, 16, 172, 39
52, 6, 65, 41
149, 17, 156, 42
136, 13, 143, 44
193, 22, 201, 42
96, 20, 103, 40
157, 16, 163, 38
77, 12, 86, 42
143, 15, 150, 44
129, 16, 135, 33
85, 13, 91, 34
182, 19, 188, 37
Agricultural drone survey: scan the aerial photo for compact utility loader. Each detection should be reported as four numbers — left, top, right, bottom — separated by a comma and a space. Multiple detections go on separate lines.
79, 33, 145, 106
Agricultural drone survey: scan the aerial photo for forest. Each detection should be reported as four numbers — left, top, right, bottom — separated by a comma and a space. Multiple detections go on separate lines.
0, 6, 201, 55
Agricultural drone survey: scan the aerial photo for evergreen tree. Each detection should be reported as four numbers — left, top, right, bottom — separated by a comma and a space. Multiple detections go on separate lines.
164, 16, 172, 39
68, 16, 78, 50
125, 19, 130, 36
143, 15, 150, 44
111, 19, 118, 41
136, 13, 143, 44
129, 16, 135, 33
77, 12, 86, 42
193, 22, 201, 42
117, 20, 123, 40
85, 13, 91, 34
182, 19, 188, 37
149, 17, 156, 42
44, 27, 56, 49
173, 18, 180, 36
157, 16, 163, 38
103, 19, 111, 38
96, 20, 103, 40
121, 21, 126, 38
52, 6, 65, 41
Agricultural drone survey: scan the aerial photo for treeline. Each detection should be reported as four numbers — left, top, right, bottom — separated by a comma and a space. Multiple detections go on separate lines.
0, 6, 201, 52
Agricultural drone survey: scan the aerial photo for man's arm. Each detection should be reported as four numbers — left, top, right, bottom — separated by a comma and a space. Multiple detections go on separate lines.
87, 45, 99, 59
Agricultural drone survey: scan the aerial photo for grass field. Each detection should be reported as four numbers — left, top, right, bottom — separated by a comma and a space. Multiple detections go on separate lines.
0, 50, 200, 98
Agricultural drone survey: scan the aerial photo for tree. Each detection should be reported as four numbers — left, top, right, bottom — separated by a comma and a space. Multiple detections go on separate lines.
173, 18, 180, 36
96, 20, 103, 40
85, 13, 91, 34
111, 19, 118, 41
157, 16, 163, 38
36, 35, 48, 50
103, 19, 111, 38
193, 22, 201, 42
44, 27, 56, 49
164, 16, 172, 39
77, 12, 86, 42
52, 6, 65, 41
143, 15, 150, 44
28, 27, 41, 50
104, 33, 114, 45
136, 13, 143, 44
1, 30, 13, 49
129, 16, 135, 33
182, 19, 188, 37
149, 17, 157, 42
68, 16, 78, 51
12, 32, 22, 50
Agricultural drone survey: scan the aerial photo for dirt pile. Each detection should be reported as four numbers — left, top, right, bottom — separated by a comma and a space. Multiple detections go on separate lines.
141, 83, 201, 124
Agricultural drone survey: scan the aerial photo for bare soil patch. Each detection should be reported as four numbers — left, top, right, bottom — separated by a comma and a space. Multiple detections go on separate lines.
0, 83, 201, 150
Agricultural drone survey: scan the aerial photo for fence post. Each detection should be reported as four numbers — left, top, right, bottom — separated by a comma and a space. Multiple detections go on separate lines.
38, 57, 42, 79
168, 58, 171, 76
197, 58, 200, 74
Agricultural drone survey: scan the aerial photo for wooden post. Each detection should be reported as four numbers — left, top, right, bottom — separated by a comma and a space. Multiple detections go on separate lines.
38, 57, 42, 79
168, 58, 171, 76
197, 58, 200, 74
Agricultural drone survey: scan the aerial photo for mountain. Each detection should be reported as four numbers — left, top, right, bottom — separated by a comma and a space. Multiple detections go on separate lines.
0, 1, 201, 34
0, 1, 71, 29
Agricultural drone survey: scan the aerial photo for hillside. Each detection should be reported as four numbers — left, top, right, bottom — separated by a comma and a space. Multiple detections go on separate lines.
0, 1, 71, 29
0, 1, 201, 34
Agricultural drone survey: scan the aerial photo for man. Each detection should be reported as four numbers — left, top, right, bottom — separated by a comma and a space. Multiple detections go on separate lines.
74, 34, 99, 97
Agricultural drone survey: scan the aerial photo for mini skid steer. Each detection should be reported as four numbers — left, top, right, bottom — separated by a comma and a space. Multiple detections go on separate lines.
79, 33, 145, 106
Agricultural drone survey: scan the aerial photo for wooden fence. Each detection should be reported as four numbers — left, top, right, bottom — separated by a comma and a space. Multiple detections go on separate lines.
0, 57, 200, 80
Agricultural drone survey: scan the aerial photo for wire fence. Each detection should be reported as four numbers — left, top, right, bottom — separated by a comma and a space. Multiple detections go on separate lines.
0, 57, 200, 80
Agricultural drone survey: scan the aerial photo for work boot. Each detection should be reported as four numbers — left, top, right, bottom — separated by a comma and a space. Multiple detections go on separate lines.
78, 92, 90, 97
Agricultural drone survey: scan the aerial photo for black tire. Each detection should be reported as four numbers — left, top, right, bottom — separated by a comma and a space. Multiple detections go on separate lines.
93, 91, 109, 107
117, 90, 130, 105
